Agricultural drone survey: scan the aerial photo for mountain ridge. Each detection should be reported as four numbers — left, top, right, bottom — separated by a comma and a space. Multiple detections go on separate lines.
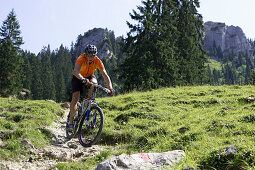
204, 21, 252, 58
71, 22, 254, 63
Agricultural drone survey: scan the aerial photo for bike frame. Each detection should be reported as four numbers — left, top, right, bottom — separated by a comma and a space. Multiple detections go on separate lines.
73, 97, 93, 136
72, 83, 109, 136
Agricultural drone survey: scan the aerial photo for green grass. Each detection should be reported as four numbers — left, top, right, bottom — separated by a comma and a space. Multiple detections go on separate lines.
206, 58, 222, 71
58, 85, 255, 169
95, 85, 255, 169
1, 85, 255, 169
0, 97, 63, 160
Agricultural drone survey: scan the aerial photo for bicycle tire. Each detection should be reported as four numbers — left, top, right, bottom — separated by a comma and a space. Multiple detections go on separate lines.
78, 106, 104, 147
66, 102, 81, 138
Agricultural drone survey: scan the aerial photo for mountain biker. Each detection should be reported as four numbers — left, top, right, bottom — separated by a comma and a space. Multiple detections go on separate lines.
68, 44, 114, 132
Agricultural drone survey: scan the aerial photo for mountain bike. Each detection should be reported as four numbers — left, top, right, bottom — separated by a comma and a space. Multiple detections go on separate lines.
66, 83, 111, 147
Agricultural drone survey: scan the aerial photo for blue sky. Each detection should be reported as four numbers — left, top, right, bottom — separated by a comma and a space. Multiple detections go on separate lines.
0, 0, 254, 54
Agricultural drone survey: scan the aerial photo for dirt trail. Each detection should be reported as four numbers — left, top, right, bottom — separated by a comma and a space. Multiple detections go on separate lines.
1, 109, 105, 170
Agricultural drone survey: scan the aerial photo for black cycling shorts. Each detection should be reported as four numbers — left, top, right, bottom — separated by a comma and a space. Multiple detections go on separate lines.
71, 75, 96, 93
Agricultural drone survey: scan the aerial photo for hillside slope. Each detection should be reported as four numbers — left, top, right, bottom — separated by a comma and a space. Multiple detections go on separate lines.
96, 85, 255, 169
1, 85, 255, 169
0, 98, 106, 169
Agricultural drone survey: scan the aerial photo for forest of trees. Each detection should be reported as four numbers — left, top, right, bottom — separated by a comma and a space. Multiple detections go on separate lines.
1, 1, 255, 102
21, 45, 73, 102
206, 39, 255, 86
120, 0, 207, 91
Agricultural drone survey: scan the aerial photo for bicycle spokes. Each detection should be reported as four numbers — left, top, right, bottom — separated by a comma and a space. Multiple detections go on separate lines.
68, 83, 109, 147
78, 106, 104, 147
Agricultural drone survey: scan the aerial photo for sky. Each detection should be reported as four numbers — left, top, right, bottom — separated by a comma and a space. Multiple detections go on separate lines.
0, 0, 254, 54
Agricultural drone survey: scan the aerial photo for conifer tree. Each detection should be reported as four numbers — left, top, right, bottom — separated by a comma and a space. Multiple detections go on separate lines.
52, 45, 73, 102
176, 0, 206, 85
121, 0, 206, 91
155, 0, 179, 87
212, 69, 219, 85
30, 54, 43, 99
251, 68, 255, 85
0, 9, 24, 96
121, 0, 179, 90
121, 0, 158, 90
56, 71, 66, 102
22, 51, 33, 93
40, 45, 56, 100
62, 47, 73, 100
207, 65, 212, 84
245, 64, 251, 84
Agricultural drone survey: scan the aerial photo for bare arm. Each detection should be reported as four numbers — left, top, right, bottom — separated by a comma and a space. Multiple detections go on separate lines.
73, 64, 84, 80
100, 69, 113, 90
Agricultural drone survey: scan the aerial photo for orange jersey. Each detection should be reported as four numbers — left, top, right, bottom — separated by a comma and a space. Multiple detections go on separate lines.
75, 53, 105, 78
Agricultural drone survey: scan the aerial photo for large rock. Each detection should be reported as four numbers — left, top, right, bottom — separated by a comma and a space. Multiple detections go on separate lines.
95, 150, 185, 170
71, 28, 114, 62
223, 145, 238, 158
204, 21, 251, 57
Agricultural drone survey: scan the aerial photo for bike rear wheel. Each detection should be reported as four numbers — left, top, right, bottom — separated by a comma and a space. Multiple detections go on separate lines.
65, 112, 73, 138
78, 106, 104, 147
66, 102, 81, 138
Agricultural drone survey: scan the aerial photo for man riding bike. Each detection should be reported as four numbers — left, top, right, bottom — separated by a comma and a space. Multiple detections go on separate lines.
68, 44, 114, 132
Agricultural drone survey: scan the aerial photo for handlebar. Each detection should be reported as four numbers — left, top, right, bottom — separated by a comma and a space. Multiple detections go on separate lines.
81, 79, 114, 95
91, 83, 111, 94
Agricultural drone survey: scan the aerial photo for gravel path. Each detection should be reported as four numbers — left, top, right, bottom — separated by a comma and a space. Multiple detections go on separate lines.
1, 109, 104, 170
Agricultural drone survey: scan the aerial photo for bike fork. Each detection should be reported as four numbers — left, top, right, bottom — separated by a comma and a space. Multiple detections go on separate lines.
85, 109, 90, 126
85, 109, 98, 127
93, 111, 97, 124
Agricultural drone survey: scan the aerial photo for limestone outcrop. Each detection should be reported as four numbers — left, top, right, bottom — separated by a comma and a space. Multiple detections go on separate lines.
204, 21, 251, 57
95, 150, 185, 170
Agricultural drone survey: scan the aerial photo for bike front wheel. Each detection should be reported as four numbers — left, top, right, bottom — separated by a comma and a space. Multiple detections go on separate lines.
78, 106, 104, 147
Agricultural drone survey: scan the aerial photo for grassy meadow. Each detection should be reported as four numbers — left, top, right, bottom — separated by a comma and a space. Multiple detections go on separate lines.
96, 85, 255, 169
1, 85, 255, 169
0, 98, 63, 159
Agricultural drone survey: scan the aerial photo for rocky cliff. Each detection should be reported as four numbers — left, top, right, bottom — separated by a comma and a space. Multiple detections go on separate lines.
71, 22, 253, 64
204, 21, 252, 57
71, 28, 116, 63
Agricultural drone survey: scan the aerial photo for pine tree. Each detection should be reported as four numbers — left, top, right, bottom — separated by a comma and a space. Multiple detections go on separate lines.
121, 0, 206, 91
30, 54, 43, 99
0, 9, 24, 96
212, 69, 219, 85
251, 68, 255, 85
62, 46, 73, 100
56, 71, 66, 102
223, 63, 237, 85
121, 0, 179, 91
52, 45, 73, 102
245, 64, 251, 84
176, 0, 206, 85
40, 45, 56, 100
121, 0, 154, 90
207, 64, 212, 84
22, 51, 33, 94
151, 0, 179, 87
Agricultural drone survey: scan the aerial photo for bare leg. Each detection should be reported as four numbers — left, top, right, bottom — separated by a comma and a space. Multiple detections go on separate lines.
87, 77, 98, 98
69, 91, 80, 124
